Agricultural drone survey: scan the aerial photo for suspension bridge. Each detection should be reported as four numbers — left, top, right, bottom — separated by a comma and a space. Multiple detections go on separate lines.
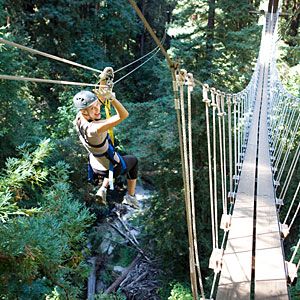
171, 1, 299, 299
0, 0, 298, 299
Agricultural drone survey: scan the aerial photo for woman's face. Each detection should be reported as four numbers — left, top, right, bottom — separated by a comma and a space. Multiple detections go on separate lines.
84, 100, 102, 120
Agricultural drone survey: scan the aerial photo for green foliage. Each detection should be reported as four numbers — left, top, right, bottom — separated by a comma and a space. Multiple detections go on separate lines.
120, 95, 178, 174
170, 0, 260, 90
0, 142, 94, 299
94, 291, 126, 300
168, 282, 193, 300
111, 245, 136, 268
1, 0, 298, 298
0, 139, 51, 222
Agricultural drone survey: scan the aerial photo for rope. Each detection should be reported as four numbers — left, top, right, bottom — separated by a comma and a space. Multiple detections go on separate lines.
221, 92, 228, 212
227, 94, 234, 199
186, 73, 206, 299
127, 0, 175, 69
203, 84, 217, 250
0, 74, 102, 87
211, 87, 219, 248
216, 91, 226, 214
177, 70, 198, 300
276, 113, 300, 184
114, 47, 161, 85
0, 37, 101, 73
233, 95, 238, 186
274, 105, 297, 173
290, 238, 300, 264
282, 182, 300, 227
279, 142, 300, 200
114, 33, 166, 74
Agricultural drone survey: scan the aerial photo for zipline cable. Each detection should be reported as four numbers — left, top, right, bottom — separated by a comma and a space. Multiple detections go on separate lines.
114, 33, 166, 74
0, 37, 102, 73
0, 48, 161, 87
114, 47, 161, 85
127, 0, 174, 69
0, 74, 102, 87
0, 35, 165, 88
0, 36, 164, 76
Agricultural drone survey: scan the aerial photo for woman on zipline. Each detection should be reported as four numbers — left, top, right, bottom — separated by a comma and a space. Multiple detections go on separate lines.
73, 88, 139, 209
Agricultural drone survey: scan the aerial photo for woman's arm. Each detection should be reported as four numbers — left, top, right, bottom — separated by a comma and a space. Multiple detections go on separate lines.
96, 97, 129, 134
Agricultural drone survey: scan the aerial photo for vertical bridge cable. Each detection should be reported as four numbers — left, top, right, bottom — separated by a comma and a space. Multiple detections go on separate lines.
279, 142, 300, 201
216, 92, 226, 217
286, 238, 300, 284
274, 103, 297, 176
216, 92, 230, 231
186, 74, 206, 300
281, 182, 300, 235
210, 87, 219, 249
227, 94, 235, 202
177, 70, 198, 300
233, 94, 239, 190
221, 92, 228, 213
126, 2, 208, 298
276, 113, 300, 185
172, 69, 201, 299
203, 84, 217, 250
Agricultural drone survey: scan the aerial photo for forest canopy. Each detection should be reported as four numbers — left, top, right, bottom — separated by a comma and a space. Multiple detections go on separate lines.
0, 0, 299, 299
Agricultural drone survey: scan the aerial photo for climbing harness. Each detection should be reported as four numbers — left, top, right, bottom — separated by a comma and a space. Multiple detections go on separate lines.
75, 114, 127, 190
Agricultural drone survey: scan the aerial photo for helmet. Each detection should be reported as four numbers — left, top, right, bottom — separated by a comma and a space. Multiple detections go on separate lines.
73, 91, 98, 110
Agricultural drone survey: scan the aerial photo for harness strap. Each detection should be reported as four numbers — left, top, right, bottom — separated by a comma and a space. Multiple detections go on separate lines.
77, 116, 108, 148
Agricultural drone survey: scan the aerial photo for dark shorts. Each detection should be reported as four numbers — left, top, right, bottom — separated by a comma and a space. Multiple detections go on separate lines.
93, 155, 138, 180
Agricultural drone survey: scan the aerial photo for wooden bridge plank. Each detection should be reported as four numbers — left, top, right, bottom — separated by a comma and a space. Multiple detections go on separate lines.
217, 58, 288, 299
254, 61, 288, 299
216, 70, 263, 300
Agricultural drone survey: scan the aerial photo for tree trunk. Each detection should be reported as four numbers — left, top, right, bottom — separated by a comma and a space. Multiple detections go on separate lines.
87, 257, 97, 300
104, 255, 141, 293
206, 0, 215, 81
140, 0, 147, 56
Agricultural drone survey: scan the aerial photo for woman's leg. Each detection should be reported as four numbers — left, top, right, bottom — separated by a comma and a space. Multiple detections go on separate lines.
122, 155, 138, 196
